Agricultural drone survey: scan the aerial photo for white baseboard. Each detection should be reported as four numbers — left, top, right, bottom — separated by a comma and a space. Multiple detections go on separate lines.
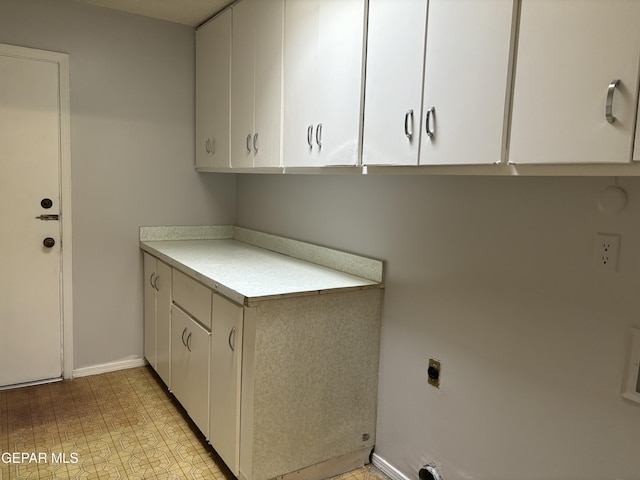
72, 358, 147, 378
371, 454, 412, 480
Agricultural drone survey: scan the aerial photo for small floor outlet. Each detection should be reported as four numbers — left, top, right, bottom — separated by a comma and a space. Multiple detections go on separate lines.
594, 233, 620, 272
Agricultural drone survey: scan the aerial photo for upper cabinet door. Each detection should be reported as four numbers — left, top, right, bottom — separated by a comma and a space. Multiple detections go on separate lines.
362, 0, 428, 166
419, 0, 514, 165
230, 0, 256, 169
195, 9, 231, 169
509, 0, 640, 164
252, 0, 284, 168
231, 0, 284, 169
284, 0, 366, 167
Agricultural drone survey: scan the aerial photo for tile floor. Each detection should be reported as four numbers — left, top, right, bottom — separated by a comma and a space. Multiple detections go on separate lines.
0, 366, 385, 480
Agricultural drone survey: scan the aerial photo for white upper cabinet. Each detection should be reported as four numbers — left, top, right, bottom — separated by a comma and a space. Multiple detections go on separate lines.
419, 0, 514, 165
231, 0, 283, 169
362, 0, 428, 166
284, 0, 366, 167
509, 0, 640, 164
196, 9, 231, 169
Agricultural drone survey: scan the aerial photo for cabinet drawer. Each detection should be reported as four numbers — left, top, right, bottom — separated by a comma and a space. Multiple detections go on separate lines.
172, 269, 212, 329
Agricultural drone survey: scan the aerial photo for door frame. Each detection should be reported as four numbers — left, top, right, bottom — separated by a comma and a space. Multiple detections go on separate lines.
1, 43, 73, 380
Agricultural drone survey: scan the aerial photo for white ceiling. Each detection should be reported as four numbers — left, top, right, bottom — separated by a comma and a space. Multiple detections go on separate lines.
74, 0, 235, 27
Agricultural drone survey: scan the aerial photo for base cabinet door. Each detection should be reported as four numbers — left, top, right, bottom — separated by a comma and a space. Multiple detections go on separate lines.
209, 294, 243, 474
143, 253, 171, 386
509, 0, 640, 164
171, 305, 211, 437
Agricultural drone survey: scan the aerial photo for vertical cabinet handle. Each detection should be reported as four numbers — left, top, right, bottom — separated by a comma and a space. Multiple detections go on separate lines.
186, 332, 192, 352
246, 134, 252, 152
153, 275, 160, 291
210, 137, 215, 155
425, 106, 435, 138
404, 109, 414, 139
149, 273, 156, 290
205, 138, 211, 154
228, 325, 237, 352
606, 79, 620, 124
253, 133, 259, 153
315, 123, 323, 147
307, 124, 314, 147
181, 327, 188, 347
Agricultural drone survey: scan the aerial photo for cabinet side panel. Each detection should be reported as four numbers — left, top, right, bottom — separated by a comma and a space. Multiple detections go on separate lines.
240, 307, 257, 480
250, 289, 382, 480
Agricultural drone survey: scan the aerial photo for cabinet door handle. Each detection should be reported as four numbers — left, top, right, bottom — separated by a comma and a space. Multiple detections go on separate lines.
425, 106, 435, 138
404, 109, 414, 139
246, 133, 252, 152
149, 273, 156, 290
211, 137, 216, 155
181, 327, 188, 347
153, 275, 160, 291
186, 332, 192, 352
316, 123, 323, 147
606, 79, 620, 124
307, 124, 314, 147
253, 133, 259, 153
228, 325, 237, 352
205, 138, 211, 154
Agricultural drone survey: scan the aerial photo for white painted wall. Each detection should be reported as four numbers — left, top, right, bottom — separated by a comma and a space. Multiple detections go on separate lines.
0, 0, 236, 370
236, 174, 640, 480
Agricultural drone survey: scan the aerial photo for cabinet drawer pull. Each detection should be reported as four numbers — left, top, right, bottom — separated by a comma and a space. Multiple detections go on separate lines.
606, 79, 620, 124
228, 325, 237, 352
253, 133, 259, 153
186, 332, 192, 352
404, 109, 414, 139
149, 273, 156, 290
316, 123, 323, 147
307, 124, 314, 147
425, 106, 435, 138
181, 327, 188, 347
246, 133, 252, 152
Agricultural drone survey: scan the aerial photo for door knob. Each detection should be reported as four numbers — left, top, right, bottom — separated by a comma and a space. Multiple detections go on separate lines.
43, 237, 56, 248
41, 198, 53, 209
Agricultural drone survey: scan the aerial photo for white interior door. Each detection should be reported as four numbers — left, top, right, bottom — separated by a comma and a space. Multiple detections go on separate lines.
0, 51, 63, 387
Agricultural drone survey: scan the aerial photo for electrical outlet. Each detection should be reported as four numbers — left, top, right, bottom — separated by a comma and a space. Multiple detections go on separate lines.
594, 233, 621, 272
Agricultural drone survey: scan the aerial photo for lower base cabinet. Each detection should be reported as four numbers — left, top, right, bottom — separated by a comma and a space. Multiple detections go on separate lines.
143, 247, 382, 480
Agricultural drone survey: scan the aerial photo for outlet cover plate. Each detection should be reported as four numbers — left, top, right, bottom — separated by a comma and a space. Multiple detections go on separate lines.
594, 233, 620, 272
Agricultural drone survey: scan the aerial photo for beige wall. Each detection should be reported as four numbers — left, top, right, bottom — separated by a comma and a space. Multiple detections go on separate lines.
236, 173, 640, 480
0, 0, 236, 370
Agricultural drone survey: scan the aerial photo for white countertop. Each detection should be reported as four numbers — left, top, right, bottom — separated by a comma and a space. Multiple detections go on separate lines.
140, 238, 381, 305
